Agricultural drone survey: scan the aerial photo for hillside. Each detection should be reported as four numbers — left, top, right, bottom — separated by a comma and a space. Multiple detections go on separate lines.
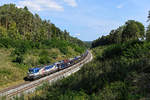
0, 4, 86, 46
1, 3, 150, 100
0, 4, 86, 89
19, 40, 150, 100
84, 41, 92, 48
17, 14, 150, 100
92, 20, 145, 48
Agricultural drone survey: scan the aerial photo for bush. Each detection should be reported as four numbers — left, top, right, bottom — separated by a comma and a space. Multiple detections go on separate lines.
101, 44, 122, 59
13, 55, 24, 64
39, 56, 50, 64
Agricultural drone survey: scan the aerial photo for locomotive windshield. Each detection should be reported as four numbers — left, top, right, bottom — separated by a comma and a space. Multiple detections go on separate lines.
29, 68, 40, 74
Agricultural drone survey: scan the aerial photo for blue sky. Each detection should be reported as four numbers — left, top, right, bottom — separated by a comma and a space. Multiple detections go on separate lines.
0, 0, 150, 41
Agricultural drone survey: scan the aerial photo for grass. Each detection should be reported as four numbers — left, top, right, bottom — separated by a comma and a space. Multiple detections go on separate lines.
0, 48, 26, 89
18, 41, 150, 100
0, 47, 81, 90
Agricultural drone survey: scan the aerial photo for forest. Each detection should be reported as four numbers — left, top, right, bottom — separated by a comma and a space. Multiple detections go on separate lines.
13, 11, 150, 100
0, 4, 86, 46
0, 4, 86, 90
92, 20, 145, 47
1, 3, 150, 100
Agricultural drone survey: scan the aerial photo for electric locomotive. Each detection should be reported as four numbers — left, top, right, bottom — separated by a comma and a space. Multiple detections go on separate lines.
27, 50, 88, 80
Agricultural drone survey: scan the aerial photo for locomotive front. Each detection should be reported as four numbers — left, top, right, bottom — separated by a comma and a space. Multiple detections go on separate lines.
27, 68, 41, 80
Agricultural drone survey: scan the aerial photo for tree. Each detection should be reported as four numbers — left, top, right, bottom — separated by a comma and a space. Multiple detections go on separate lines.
125, 20, 145, 39
146, 11, 150, 41
64, 29, 69, 40
146, 25, 150, 41
135, 21, 145, 39
0, 26, 8, 38
8, 21, 20, 39
24, 6, 28, 11
92, 26, 124, 48
147, 11, 150, 22
113, 26, 124, 43
122, 21, 140, 42
0, 4, 86, 47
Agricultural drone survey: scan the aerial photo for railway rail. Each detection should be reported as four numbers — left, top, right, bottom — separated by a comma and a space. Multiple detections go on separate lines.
0, 50, 93, 99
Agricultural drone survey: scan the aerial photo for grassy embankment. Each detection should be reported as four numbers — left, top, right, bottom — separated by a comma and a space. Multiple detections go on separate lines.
0, 38, 85, 90
21, 40, 150, 100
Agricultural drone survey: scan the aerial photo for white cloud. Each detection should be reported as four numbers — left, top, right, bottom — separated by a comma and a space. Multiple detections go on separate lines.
75, 33, 80, 36
17, 0, 78, 12
63, 0, 77, 7
73, 33, 80, 37
117, 4, 124, 9
18, 0, 64, 12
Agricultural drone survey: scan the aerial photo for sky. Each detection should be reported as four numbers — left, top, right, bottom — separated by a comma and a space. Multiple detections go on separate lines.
0, 0, 150, 41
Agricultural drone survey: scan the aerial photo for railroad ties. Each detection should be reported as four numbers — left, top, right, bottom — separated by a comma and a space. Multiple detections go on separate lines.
0, 51, 93, 99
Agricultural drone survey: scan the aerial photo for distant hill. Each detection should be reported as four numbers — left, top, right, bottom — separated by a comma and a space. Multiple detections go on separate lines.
0, 4, 86, 47
84, 41, 92, 48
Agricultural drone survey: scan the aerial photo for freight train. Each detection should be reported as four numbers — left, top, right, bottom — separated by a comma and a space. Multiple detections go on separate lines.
27, 50, 88, 80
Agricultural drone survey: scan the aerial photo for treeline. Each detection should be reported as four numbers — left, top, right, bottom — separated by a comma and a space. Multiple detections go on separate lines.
92, 20, 145, 47
0, 4, 85, 47
0, 4, 87, 65
0, 38, 84, 64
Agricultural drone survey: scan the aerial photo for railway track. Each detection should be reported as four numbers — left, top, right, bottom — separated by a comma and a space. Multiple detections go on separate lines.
0, 51, 93, 98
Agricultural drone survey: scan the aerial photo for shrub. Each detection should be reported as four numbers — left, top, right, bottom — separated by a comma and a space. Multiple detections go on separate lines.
39, 56, 50, 64
13, 55, 24, 64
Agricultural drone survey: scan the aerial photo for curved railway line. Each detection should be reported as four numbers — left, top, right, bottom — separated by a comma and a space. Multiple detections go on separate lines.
0, 50, 93, 99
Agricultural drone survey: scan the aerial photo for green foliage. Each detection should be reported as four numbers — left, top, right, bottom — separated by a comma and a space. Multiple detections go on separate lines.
39, 56, 51, 64
0, 26, 7, 38
135, 21, 145, 38
14, 55, 24, 64
101, 43, 123, 59
0, 4, 86, 90
26, 41, 150, 100
92, 26, 124, 47
39, 50, 51, 64
101, 40, 150, 60
92, 20, 145, 48
0, 4, 86, 47
58, 90, 88, 100
16, 11, 150, 100
84, 41, 92, 48
8, 21, 20, 39
146, 24, 150, 41
100, 40, 143, 59
98, 82, 128, 100
122, 20, 140, 42
0, 37, 85, 65
0, 4, 86, 58
0, 68, 11, 75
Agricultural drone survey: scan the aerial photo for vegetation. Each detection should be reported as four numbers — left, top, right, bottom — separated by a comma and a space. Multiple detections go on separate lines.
0, 4, 86, 89
0, 4, 86, 47
18, 40, 150, 100
92, 20, 145, 47
84, 41, 92, 48
146, 11, 150, 41
13, 11, 150, 100
1, 3, 150, 100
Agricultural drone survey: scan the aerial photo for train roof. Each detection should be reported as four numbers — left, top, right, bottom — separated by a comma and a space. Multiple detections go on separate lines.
29, 68, 40, 70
